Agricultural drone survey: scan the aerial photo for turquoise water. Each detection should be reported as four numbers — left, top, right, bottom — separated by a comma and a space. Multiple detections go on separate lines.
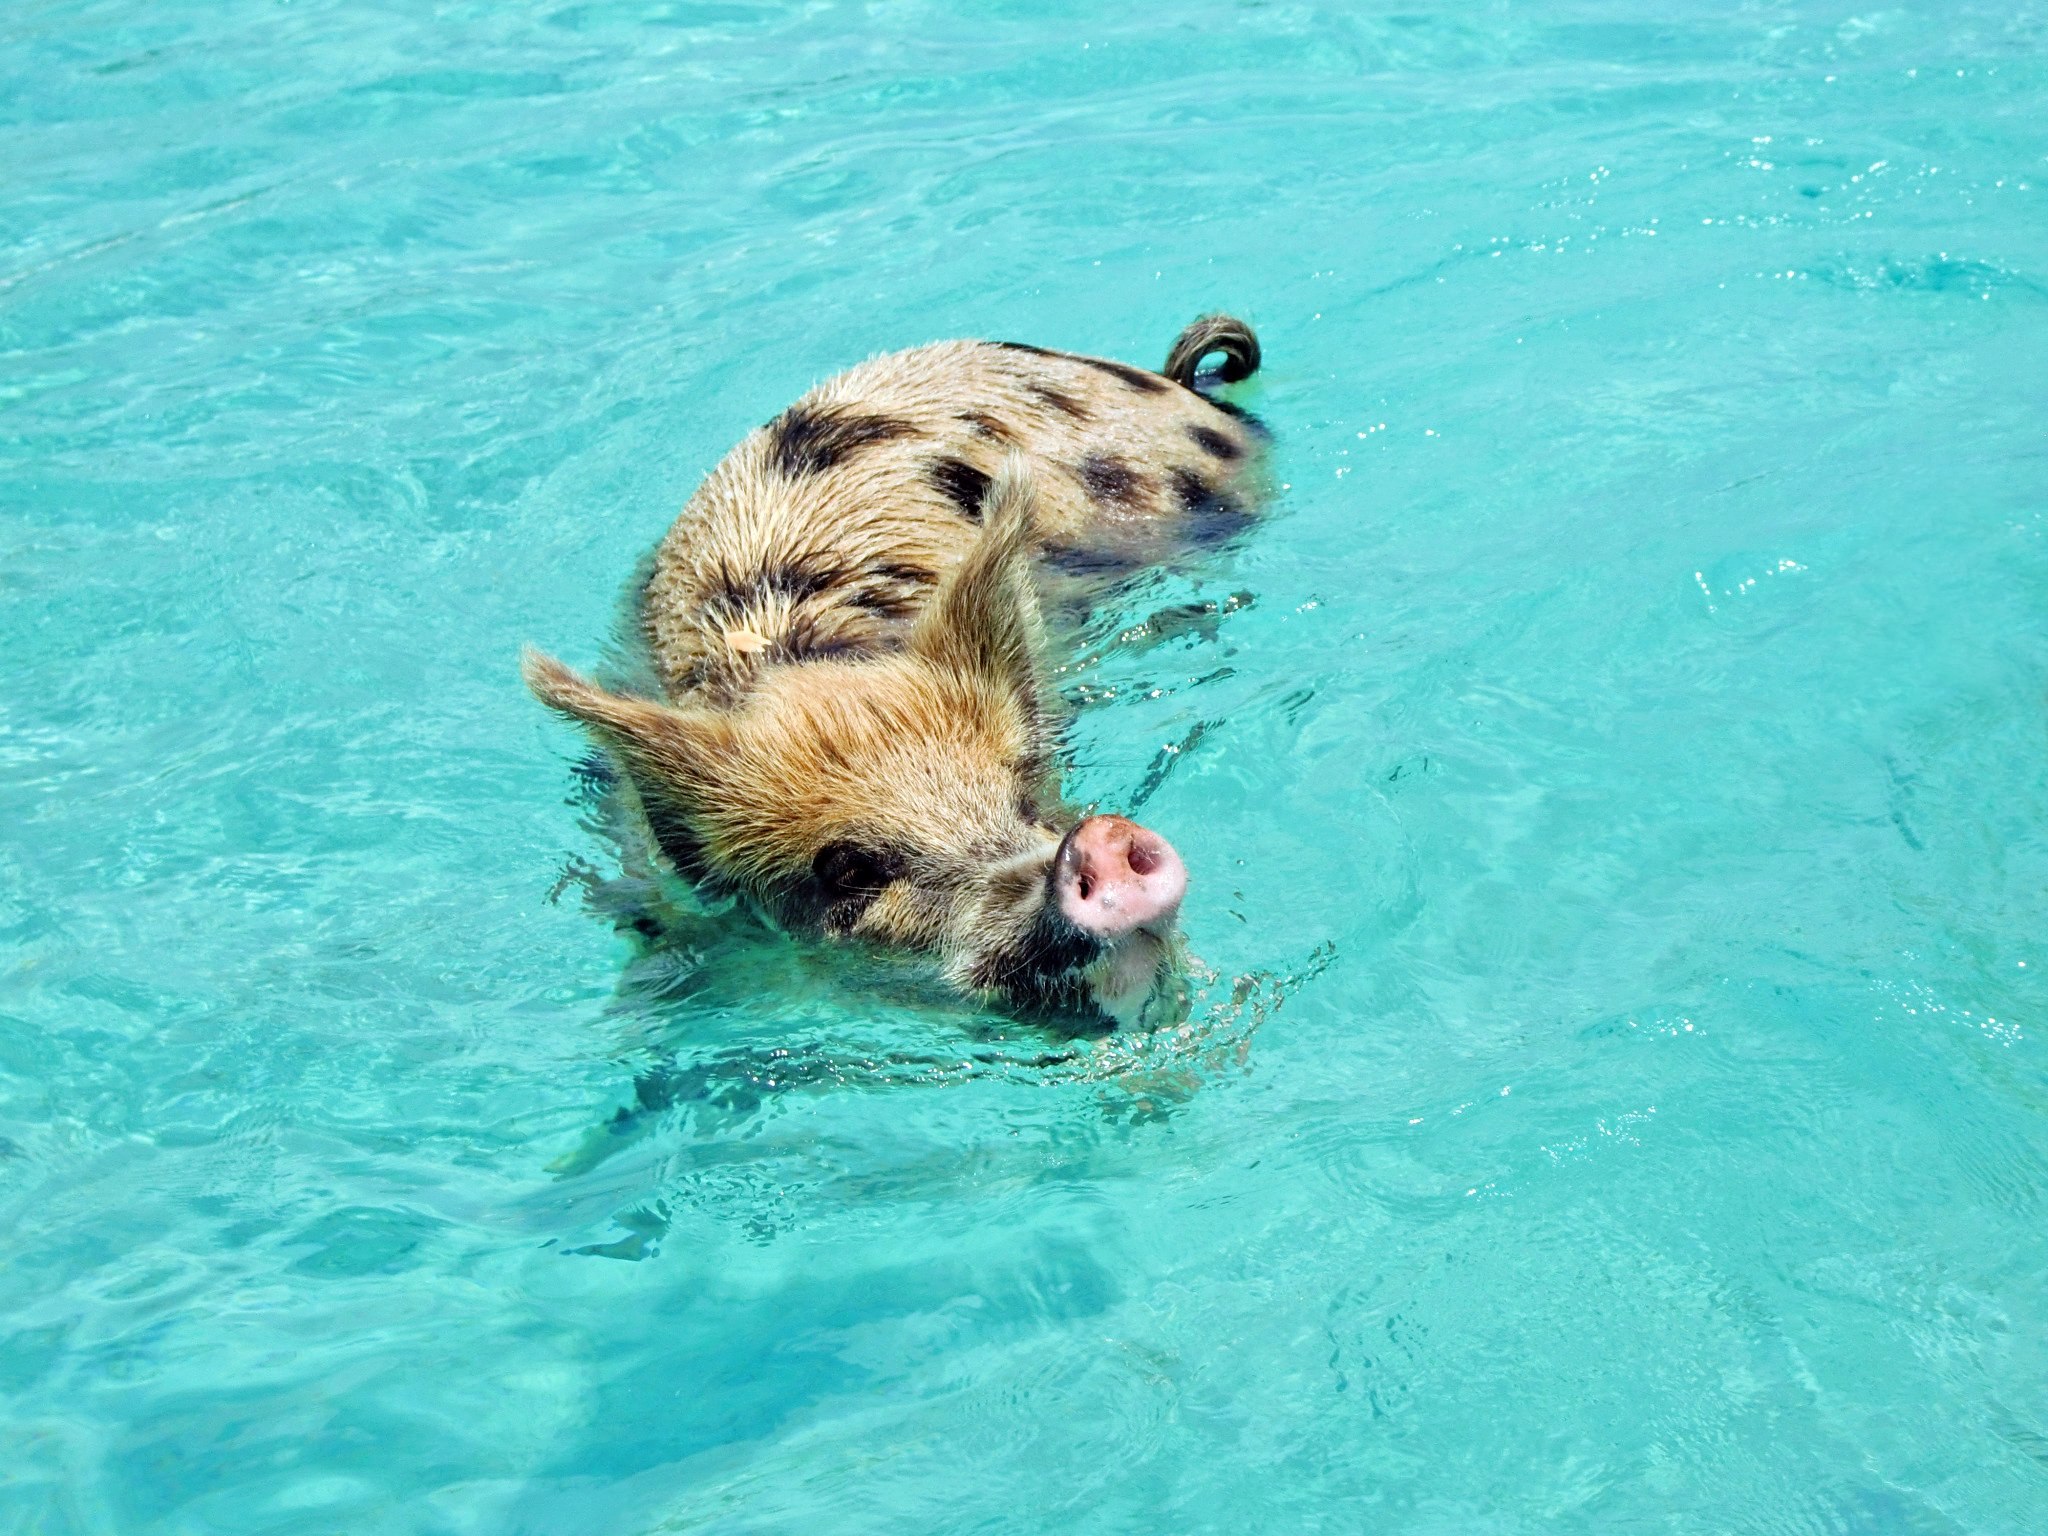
5, 0, 2047, 1529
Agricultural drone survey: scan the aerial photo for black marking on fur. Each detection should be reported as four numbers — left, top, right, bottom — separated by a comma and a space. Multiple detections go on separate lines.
761, 556, 850, 602
768, 613, 867, 665
708, 554, 850, 615
1171, 466, 1252, 544
929, 457, 993, 520
1078, 453, 1145, 509
847, 561, 935, 615
706, 561, 749, 614
1076, 356, 1169, 394
1186, 423, 1242, 461
958, 410, 1017, 443
1028, 383, 1089, 421
767, 404, 914, 478
845, 592, 916, 617
1170, 466, 1218, 513
996, 342, 1165, 396
870, 561, 935, 589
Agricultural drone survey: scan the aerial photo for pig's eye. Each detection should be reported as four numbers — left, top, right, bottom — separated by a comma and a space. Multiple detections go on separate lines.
810, 842, 907, 934
812, 842, 902, 899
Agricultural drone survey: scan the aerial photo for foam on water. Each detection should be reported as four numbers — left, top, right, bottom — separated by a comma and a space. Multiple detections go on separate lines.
4, 1, 2047, 1531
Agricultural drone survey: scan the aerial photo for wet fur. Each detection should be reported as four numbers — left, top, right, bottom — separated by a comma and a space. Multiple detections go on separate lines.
527, 316, 1263, 1023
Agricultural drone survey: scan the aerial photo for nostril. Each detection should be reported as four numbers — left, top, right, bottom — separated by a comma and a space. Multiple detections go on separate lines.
1076, 874, 1093, 900
1126, 839, 1160, 877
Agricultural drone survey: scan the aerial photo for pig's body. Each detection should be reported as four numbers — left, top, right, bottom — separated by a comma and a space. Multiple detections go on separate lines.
642, 332, 1264, 705
527, 316, 1263, 1026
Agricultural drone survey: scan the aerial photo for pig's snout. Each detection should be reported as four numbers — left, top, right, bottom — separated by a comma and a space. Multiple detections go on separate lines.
1052, 815, 1187, 938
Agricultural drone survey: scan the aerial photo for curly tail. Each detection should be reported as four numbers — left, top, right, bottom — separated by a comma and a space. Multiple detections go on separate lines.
1162, 313, 1260, 389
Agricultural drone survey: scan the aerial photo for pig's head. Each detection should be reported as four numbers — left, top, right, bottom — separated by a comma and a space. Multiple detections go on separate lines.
524, 464, 1188, 1026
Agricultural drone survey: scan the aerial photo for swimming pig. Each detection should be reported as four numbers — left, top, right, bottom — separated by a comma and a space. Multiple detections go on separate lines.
525, 314, 1263, 1026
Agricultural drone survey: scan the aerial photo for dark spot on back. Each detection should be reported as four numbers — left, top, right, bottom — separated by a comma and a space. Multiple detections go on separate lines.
1078, 453, 1146, 509
990, 342, 1096, 422
760, 555, 849, 602
767, 403, 914, 478
706, 560, 757, 614
769, 612, 869, 666
928, 457, 993, 520
1170, 466, 1253, 544
958, 410, 1017, 443
870, 561, 935, 588
844, 591, 914, 617
706, 553, 847, 616
847, 562, 934, 615
1076, 356, 1169, 394
1186, 423, 1242, 460
1029, 384, 1089, 421
1169, 467, 1214, 513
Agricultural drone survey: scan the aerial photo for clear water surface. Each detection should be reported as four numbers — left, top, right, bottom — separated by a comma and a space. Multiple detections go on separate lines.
5, 1, 2047, 1531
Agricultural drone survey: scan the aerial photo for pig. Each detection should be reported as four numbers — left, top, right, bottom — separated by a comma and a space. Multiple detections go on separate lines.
525, 313, 1264, 1027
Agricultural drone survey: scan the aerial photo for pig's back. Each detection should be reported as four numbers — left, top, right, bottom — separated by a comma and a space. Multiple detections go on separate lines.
639, 337, 1263, 706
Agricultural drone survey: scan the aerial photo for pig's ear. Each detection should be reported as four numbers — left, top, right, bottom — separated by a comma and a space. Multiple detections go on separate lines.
522, 648, 729, 826
910, 456, 1044, 685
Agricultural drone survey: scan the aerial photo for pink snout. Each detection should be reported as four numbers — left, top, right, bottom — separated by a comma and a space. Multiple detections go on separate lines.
1053, 815, 1187, 939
